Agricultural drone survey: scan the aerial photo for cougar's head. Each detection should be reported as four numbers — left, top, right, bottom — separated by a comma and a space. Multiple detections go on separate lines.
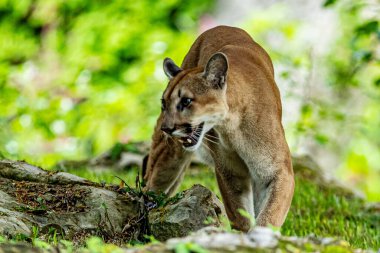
160, 53, 229, 151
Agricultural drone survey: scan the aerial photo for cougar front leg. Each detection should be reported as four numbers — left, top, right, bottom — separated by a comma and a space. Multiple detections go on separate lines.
165, 159, 191, 196
214, 155, 254, 232
143, 137, 192, 196
253, 161, 295, 227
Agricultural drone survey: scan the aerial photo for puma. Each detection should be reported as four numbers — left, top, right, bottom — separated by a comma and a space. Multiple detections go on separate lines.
143, 25, 294, 231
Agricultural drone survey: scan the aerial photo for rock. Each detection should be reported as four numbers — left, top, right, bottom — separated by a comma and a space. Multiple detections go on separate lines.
124, 226, 361, 253
49, 172, 94, 185
0, 243, 53, 253
0, 160, 94, 186
165, 227, 281, 251
0, 160, 143, 243
248, 226, 280, 248
0, 227, 370, 253
0, 160, 47, 183
0, 160, 227, 244
0, 181, 142, 242
148, 184, 226, 241
292, 155, 363, 198
292, 154, 323, 181
56, 142, 149, 171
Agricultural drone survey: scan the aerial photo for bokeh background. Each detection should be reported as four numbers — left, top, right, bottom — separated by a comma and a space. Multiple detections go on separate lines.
0, 0, 379, 200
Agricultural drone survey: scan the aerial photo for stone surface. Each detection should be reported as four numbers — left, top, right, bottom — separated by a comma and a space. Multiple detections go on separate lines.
0, 160, 143, 242
0, 160, 94, 186
0, 243, 48, 253
148, 184, 226, 241
0, 227, 372, 253
124, 226, 366, 253
0, 160, 226, 244
56, 142, 149, 171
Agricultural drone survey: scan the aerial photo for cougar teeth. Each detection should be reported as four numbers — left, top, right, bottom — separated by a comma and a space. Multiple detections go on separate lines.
178, 139, 184, 143
187, 139, 192, 143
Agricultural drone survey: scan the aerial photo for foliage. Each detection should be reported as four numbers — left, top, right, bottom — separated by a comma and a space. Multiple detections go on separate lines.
0, 0, 214, 166
321, 0, 380, 201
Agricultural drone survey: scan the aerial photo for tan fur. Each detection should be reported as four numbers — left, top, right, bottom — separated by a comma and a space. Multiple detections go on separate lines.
143, 26, 294, 231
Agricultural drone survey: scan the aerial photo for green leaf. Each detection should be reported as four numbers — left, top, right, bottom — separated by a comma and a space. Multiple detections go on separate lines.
352, 50, 373, 62
355, 20, 379, 36
315, 134, 329, 145
374, 77, 380, 87
110, 142, 124, 161
323, 0, 338, 7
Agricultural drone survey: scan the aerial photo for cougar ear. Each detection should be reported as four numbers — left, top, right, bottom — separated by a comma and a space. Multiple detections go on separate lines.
203, 52, 228, 89
163, 58, 182, 79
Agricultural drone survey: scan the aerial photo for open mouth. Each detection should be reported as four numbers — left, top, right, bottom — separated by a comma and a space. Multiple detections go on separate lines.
178, 122, 204, 148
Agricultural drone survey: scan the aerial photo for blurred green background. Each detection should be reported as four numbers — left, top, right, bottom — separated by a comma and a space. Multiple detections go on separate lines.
0, 0, 379, 201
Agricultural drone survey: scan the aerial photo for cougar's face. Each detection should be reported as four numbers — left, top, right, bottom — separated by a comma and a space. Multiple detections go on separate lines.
160, 53, 229, 151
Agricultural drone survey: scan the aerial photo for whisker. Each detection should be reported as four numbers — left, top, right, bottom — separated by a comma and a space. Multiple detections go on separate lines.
202, 142, 216, 157
203, 136, 219, 145
194, 130, 202, 137
204, 133, 219, 141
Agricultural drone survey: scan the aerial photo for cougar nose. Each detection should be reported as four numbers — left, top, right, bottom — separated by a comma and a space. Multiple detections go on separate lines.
161, 126, 175, 134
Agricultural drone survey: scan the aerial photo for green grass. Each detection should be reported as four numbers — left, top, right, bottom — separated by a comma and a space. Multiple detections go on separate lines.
283, 177, 379, 249
31, 163, 378, 250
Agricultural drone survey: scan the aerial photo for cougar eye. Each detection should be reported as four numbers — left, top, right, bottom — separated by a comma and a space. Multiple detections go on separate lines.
181, 97, 192, 107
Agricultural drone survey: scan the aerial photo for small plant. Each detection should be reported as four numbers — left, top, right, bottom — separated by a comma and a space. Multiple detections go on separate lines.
13, 233, 29, 242
238, 209, 256, 227
109, 142, 140, 161
174, 242, 208, 253
165, 192, 184, 206
84, 236, 124, 253
144, 190, 167, 208
31, 226, 39, 239
219, 215, 232, 232
143, 234, 159, 244
203, 216, 216, 225
35, 197, 47, 211
47, 227, 58, 245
